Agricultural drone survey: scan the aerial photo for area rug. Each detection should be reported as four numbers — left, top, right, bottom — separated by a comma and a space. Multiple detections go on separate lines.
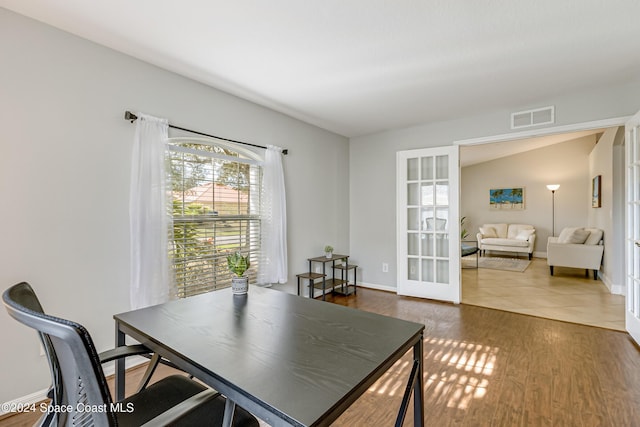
465, 256, 531, 272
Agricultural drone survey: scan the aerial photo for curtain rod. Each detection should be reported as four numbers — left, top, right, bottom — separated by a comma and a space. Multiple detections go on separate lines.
124, 111, 288, 155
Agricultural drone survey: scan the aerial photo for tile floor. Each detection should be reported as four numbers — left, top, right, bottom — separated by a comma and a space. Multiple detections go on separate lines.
461, 255, 625, 331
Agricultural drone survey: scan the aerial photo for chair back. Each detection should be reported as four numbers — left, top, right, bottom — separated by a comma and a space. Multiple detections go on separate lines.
3, 282, 117, 426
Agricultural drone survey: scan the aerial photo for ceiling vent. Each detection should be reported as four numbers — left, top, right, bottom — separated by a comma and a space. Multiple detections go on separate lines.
511, 106, 555, 129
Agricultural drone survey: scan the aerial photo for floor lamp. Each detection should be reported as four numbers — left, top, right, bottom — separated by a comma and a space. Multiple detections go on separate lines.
546, 184, 560, 236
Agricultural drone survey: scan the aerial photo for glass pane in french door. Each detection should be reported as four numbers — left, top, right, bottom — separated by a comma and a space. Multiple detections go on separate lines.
406, 155, 450, 285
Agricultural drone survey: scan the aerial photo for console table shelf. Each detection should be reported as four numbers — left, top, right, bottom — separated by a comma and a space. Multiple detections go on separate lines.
333, 264, 358, 296
296, 272, 326, 298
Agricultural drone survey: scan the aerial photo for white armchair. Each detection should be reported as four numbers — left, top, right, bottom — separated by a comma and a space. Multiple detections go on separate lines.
547, 227, 604, 280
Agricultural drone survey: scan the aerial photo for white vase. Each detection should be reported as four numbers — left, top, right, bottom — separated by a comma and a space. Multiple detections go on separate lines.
231, 276, 248, 295
325, 252, 332, 259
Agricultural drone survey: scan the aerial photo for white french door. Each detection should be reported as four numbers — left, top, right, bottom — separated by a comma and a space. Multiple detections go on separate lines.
397, 146, 460, 303
626, 109, 640, 345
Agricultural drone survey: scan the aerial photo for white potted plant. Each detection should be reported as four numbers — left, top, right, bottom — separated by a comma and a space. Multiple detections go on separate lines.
227, 251, 250, 295
324, 245, 334, 258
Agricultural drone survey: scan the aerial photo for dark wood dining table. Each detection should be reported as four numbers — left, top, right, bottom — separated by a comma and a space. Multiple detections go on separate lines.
114, 286, 424, 426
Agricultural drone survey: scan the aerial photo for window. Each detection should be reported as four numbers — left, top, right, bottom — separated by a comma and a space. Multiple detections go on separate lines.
168, 137, 262, 297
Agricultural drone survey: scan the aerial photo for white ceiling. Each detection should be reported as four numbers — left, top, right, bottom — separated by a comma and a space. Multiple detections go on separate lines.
2, 0, 640, 137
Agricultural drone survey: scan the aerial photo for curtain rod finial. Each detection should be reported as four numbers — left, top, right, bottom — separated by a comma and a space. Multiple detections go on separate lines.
124, 111, 138, 123
282, 149, 288, 155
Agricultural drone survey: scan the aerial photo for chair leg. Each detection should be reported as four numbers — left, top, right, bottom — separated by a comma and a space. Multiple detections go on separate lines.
222, 397, 237, 427
529, 253, 532, 260
585, 269, 589, 278
137, 353, 161, 393
593, 270, 598, 280
549, 266, 554, 276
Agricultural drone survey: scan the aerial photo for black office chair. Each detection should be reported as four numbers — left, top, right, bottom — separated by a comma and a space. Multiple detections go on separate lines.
2, 282, 259, 427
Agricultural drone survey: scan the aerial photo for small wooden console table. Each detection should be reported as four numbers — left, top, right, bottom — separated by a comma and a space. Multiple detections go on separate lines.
297, 254, 357, 300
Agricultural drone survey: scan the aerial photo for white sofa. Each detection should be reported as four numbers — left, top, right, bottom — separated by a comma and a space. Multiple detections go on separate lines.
476, 223, 536, 259
547, 227, 604, 280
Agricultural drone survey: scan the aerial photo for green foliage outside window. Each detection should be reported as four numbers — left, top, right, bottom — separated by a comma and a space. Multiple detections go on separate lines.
168, 142, 258, 297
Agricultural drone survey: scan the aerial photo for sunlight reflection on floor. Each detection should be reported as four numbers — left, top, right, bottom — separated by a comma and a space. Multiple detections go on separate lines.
367, 336, 499, 411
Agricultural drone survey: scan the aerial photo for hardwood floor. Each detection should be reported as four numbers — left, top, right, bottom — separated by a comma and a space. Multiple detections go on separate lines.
3, 288, 639, 426
462, 256, 625, 331
327, 289, 640, 426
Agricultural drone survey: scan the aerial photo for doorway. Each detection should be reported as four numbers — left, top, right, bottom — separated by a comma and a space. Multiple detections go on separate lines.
456, 121, 626, 329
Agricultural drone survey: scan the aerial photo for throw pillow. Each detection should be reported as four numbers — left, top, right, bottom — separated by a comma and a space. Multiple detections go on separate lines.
479, 226, 497, 238
557, 227, 590, 244
584, 229, 603, 245
515, 229, 535, 241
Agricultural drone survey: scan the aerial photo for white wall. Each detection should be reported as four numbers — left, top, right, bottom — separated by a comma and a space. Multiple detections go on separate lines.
589, 127, 625, 293
351, 79, 640, 289
612, 140, 626, 294
461, 136, 596, 255
0, 9, 348, 404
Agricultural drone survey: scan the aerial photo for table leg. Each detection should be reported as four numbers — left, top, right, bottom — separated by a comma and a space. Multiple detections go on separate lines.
322, 262, 326, 301
115, 323, 126, 401
394, 332, 424, 427
354, 267, 357, 295
414, 333, 424, 427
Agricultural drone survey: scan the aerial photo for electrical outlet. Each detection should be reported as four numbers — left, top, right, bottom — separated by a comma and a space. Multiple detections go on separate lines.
382, 263, 389, 273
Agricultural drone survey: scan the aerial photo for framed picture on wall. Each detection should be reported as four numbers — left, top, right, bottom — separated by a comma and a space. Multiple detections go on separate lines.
489, 187, 524, 210
592, 175, 601, 208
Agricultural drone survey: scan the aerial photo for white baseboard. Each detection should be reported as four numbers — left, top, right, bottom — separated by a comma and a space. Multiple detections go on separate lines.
0, 388, 49, 417
296, 282, 395, 298
611, 284, 624, 295
358, 282, 396, 293
303, 281, 398, 295
599, 271, 624, 295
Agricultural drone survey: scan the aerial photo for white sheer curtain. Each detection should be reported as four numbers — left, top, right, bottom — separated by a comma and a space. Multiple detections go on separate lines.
129, 113, 174, 309
259, 145, 288, 284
